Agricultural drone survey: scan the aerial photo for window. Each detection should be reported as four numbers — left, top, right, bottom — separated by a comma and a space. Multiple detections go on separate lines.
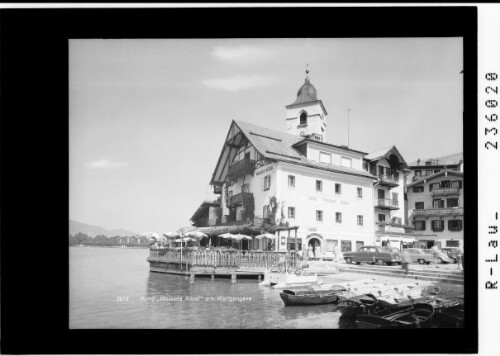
335, 212, 342, 223
263, 205, 269, 219
412, 186, 424, 193
316, 210, 323, 222
426, 170, 433, 175
378, 214, 386, 222
431, 220, 444, 232
357, 187, 363, 198
335, 183, 342, 195
392, 192, 398, 203
446, 240, 460, 247
288, 175, 295, 188
433, 199, 444, 209
288, 207, 295, 219
341, 157, 352, 168
434, 169, 440, 174
299, 112, 307, 125
451, 180, 463, 189
356, 241, 364, 250
378, 189, 385, 199
264, 175, 271, 191
319, 152, 332, 164
241, 183, 249, 193
441, 180, 450, 188
316, 180, 322, 192
415, 221, 426, 231
357, 215, 363, 226
430, 183, 440, 191
341, 240, 352, 253
447, 198, 459, 208
448, 219, 463, 231
415, 170, 421, 177
228, 190, 233, 197
378, 166, 385, 176
326, 239, 337, 252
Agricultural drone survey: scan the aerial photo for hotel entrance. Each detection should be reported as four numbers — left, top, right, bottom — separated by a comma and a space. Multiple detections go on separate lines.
307, 236, 321, 260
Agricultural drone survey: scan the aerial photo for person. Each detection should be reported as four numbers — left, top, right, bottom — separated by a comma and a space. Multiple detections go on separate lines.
312, 243, 316, 260
307, 245, 314, 260
456, 250, 463, 270
401, 248, 411, 275
333, 243, 340, 263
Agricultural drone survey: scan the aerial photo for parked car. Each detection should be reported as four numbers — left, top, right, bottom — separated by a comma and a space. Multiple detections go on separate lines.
441, 247, 462, 263
424, 249, 453, 264
344, 246, 401, 266
405, 248, 433, 264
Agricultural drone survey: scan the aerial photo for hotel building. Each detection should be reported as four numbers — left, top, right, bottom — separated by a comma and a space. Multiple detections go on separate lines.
191, 75, 415, 257
405, 169, 464, 250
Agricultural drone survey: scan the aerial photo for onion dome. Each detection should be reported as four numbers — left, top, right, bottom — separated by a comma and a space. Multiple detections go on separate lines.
292, 78, 318, 105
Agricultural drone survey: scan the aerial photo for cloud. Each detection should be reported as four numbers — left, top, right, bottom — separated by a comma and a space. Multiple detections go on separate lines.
203, 74, 276, 92
85, 159, 129, 170
211, 45, 274, 63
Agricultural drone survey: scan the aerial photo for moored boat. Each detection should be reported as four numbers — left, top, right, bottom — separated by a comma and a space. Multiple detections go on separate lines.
279, 285, 346, 306
337, 294, 382, 318
356, 303, 434, 329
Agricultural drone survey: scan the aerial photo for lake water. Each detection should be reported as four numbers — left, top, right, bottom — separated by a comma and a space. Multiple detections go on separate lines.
70, 246, 347, 329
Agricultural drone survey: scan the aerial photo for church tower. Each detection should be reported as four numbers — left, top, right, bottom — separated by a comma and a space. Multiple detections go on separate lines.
285, 70, 328, 141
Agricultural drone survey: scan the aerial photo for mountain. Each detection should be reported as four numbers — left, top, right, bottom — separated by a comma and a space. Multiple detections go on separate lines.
69, 219, 137, 237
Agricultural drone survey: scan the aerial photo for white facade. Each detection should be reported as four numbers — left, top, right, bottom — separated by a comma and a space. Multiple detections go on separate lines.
286, 101, 327, 141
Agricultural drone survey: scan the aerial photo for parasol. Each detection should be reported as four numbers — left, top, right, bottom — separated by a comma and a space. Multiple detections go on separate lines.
255, 233, 276, 239
184, 230, 207, 239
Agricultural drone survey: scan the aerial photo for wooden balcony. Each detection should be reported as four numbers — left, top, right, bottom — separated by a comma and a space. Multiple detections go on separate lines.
228, 192, 254, 207
227, 159, 256, 181
432, 187, 460, 197
374, 198, 399, 210
409, 207, 464, 218
378, 174, 399, 187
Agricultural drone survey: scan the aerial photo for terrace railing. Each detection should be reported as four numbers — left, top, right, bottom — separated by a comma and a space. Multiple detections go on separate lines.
148, 249, 294, 268
432, 187, 460, 197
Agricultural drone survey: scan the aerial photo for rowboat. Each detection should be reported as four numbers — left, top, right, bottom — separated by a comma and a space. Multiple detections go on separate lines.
356, 303, 434, 329
337, 294, 382, 318
429, 297, 464, 327
279, 285, 346, 306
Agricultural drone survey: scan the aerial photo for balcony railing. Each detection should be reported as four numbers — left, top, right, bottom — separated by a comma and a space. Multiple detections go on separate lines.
409, 207, 464, 217
432, 187, 460, 197
228, 192, 254, 207
378, 174, 399, 187
227, 159, 256, 181
374, 198, 399, 210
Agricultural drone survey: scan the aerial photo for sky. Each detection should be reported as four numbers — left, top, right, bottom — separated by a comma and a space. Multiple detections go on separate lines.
69, 38, 463, 234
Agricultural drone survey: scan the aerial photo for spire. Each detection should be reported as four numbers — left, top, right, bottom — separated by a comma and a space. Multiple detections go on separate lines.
306, 63, 309, 79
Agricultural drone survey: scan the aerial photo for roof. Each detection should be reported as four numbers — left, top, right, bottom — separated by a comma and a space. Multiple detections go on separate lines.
406, 169, 463, 188
290, 78, 317, 105
364, 145, 409, 169
234, 120, 376, 180
408, 152, 463, 167
190, 200, 220, 222
293, 138, 368, 155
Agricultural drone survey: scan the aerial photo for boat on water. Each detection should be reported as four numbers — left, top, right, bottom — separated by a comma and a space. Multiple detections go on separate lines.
337, 294, 381, 318
259, 269, 319, 288
356, 303, 434, 329
427, 297, 464, 327
279, 285, 346, 306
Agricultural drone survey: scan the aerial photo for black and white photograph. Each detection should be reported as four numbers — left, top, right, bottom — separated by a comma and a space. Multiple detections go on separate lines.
69, 37, 465, 329
2, 5, 488, 355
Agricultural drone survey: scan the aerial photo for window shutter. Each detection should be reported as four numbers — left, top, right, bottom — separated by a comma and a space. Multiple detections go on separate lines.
458, 220, 463, 230
459, 181, 463, 189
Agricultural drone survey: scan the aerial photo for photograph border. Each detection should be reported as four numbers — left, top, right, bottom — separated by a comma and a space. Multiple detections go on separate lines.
0, 6, 477, 354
